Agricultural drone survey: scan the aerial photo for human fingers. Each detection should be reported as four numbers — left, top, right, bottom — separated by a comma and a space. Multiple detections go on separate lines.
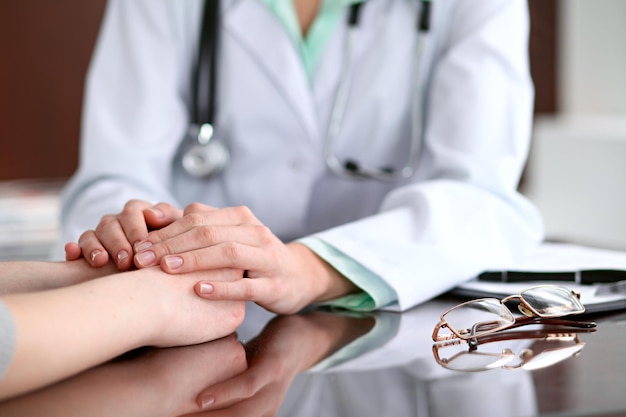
133, 206, 263, 269
77, 229, 110, 267
110, 200, 160, 263
182, 202, 219, 215
181, 401, 271, 417
142, 201, 184, 230
95, 199, 179, 269
93, 214, 137, 270
195, 278, 303, 315
194, 365, 271, 411
64, 242, 82, 261
134, 224, 270, 270
137, 205, 262, 250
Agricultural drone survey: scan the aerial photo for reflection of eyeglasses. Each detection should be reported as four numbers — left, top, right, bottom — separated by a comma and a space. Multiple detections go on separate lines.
432, 285, 593, 343
432, 328, 595, 372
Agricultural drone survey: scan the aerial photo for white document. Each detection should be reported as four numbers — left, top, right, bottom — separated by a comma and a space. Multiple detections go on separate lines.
489, 242, 626, 272
453, 242, 626, 313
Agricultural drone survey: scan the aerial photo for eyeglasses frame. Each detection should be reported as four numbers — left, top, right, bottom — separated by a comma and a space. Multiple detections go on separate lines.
432, 285, 589, 343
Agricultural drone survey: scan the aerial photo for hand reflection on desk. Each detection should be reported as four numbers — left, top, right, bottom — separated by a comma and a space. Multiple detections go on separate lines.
0, 300, 603, 417
184, 310, 376, 416
0, 334, 247, 417
0, 310, 375, 417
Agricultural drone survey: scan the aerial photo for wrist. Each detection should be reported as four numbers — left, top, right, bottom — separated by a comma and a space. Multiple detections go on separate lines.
287, 243, 359, 304
87, 269, 164, 350
121, 268, 171, 347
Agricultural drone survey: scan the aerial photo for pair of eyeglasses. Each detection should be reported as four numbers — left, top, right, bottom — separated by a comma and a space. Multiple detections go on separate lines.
432, 327, 596, 372
432, 285, 594, 344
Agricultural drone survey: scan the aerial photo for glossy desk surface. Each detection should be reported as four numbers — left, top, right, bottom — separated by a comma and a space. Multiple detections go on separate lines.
1, 298, 625, 417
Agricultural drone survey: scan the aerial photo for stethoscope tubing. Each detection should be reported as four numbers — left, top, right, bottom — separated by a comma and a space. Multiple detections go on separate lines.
325, 0, 431, 181
184, 0, 432, 181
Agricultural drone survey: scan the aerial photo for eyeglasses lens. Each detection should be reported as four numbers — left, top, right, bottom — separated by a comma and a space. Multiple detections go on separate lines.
520, 286, 585, 317
440, 348, 514, 372
520, 344, 585, 371
444, 298, 515, 339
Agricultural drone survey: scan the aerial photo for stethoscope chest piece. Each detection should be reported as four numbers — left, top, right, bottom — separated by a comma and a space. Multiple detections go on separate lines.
182, 123, 230, 178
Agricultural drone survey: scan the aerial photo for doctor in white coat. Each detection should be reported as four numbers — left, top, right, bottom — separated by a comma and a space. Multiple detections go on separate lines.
56, 0, 543, 314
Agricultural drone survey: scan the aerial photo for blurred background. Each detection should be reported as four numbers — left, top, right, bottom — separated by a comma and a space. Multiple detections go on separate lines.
523, 0, 626, 252
0, 0, 624, 260
0, 1, 106, 260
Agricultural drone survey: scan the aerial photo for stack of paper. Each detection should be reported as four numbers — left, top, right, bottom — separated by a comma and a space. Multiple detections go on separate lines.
453, 243, 626, 314
0, 179, 64, 261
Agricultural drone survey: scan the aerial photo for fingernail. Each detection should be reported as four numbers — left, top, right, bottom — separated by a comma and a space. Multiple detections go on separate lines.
199, 283, 214, 294
134, 241, 153, 252
135, 250, 156, 267
163, 256, 183, 269
90, 250, 101, 264
200, 395, 215, 409
116, 250, 129, 265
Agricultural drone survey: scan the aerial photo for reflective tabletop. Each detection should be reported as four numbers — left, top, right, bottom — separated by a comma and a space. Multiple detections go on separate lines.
1, 298, 625, 417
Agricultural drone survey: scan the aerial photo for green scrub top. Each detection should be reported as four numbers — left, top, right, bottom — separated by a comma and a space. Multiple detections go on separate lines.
260, 0, 365, 81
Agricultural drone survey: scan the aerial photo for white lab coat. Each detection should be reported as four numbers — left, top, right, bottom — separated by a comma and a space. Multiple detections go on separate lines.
55, 0, 544, 311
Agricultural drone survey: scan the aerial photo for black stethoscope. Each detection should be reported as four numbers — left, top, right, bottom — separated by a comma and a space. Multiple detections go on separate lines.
183, 0, 432, 181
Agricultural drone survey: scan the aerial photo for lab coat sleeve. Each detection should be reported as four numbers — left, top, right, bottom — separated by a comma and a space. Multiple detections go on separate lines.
311, 0, 544, 311
51, 0, 198, 259
299, 237, 397, 310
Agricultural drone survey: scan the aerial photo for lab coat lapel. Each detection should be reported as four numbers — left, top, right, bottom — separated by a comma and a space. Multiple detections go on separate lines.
223, 0, 320, 143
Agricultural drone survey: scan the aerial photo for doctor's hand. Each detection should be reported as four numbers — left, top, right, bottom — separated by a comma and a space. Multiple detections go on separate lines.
183, 311, 375, 416
132, 203, 359, 314
65, 199, 184, 270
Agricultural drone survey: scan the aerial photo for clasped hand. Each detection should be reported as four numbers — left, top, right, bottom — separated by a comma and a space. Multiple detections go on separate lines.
183, 311, 376, 416
67, 200, 357, 314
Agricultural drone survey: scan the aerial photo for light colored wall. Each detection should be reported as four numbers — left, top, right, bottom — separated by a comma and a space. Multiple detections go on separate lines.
523, 0, 626, 250
559, 0, 626, 114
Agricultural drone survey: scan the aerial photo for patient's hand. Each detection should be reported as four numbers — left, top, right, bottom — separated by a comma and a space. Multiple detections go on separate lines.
0, 334, 248, 417
65, 199, 183, 270
134, 266, 246, 348
0, 259, 118, 296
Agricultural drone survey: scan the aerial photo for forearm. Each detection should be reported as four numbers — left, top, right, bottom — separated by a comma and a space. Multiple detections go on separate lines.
0, 260, 117, 296
0, 336, 247, 417
0, 271, 156, 400
0, 266, 244, 400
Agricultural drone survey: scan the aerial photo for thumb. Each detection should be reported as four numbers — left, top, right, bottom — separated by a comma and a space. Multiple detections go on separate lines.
143, 202, 184, 229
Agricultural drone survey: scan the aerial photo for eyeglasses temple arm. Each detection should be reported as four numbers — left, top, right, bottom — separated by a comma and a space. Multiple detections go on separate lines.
511, 316, 597, 329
